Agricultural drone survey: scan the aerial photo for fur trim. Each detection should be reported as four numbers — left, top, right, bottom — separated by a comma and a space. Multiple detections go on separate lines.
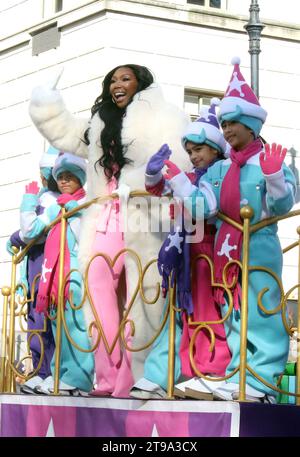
29, 90, 89, 159
78, 203, 100, 272
79, 204, 102, 331
219, 96, 267, 122
120, 84, 191, 190
29, 83, 190, 197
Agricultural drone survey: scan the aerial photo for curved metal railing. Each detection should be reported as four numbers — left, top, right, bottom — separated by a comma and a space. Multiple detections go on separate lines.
0, 190, 299, 403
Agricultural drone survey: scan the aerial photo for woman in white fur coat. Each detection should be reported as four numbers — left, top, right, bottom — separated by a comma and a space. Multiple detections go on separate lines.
29, 64, 191, 397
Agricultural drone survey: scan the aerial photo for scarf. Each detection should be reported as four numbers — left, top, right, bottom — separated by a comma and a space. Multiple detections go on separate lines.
158, 166, 211, 314
36, 187, 86, 314
214, 138, 263, 309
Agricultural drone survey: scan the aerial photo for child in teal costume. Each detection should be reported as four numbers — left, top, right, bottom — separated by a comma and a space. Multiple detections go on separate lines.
164, 57, 296, 403
20, 152, 94, 394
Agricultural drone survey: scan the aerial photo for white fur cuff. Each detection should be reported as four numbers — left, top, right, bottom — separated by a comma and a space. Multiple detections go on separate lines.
170, 172, 197, 200
264, 169, 288, 200
145, 171, 163, 187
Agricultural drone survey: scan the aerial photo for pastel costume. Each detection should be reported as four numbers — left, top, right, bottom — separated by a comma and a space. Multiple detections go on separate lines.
10, 190, 58, 379
140, 178, 230, 391
21, 156, 94, 392
168, 59, 297, 396
137, 220, 230, 391
180, 223, 231, 378
29, 82, 191, 396
134, 102, 231, 393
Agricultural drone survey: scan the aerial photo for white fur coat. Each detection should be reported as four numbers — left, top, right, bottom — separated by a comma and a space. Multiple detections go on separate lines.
29, 82, 191, 380
29, 82, 191, 264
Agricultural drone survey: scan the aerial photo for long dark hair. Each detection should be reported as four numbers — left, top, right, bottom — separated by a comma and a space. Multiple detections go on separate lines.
47, 174, 59, 192
83, 64, 154, 180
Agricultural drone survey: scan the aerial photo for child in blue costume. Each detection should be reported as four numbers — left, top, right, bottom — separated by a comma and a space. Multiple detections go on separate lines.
130, 99, 230, 399
163, 58, 296, 403
7, 146, 59, 394
20, 152, 94, 394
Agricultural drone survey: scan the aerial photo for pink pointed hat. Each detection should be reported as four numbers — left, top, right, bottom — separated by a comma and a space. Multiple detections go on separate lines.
219, 57, 267, 137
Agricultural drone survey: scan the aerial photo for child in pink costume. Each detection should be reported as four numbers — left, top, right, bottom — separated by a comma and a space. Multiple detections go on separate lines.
176, 102, 231, 398
180, 232, 230, 379
177, 105, 232, 398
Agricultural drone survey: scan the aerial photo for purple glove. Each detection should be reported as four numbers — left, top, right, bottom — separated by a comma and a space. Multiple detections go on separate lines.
259, 143, 287, 175
146, 144, 172, 175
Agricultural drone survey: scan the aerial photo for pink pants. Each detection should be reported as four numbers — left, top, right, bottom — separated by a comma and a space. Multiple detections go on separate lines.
179, 234, 231, 377
88, 203, 133, 397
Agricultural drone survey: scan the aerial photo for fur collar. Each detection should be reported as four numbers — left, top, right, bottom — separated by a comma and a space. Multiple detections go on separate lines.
86, 83, 191, 198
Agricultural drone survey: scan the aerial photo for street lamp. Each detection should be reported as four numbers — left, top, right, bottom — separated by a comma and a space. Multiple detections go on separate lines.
244, 0, 264, 97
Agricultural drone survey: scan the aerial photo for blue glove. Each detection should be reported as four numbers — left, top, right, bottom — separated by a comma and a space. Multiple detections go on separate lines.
6, 239, 14, 255
64, 200, 82, 215
146, 144, 172, 175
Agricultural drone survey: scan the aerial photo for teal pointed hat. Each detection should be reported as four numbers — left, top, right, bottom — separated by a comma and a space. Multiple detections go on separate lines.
52, 152, 87, 186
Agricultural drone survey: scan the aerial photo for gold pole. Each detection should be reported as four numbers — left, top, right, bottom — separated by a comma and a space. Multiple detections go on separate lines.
166, 279, 176, 399
0, 287, 10, 392
296, 227, 300, 405
238, 206, 253, 401
7, 247, 19, 393
53, 208, 67, 395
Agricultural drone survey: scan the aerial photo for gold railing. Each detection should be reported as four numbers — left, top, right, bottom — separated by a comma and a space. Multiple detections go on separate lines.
0, 190, 300, 404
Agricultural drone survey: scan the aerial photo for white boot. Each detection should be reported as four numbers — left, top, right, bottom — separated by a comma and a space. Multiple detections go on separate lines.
213, 382, 272, 403
232, 384, 276, 403
130, 378, 167, 400
20, 375, 44, 394
35, 376, 78, 395
175, 377, 225, 400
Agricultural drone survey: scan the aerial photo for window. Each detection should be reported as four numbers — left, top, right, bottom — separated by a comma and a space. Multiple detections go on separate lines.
55, 0, 63, 12
184, 89, 224, 120
209, 0, 221, 7
187, 0, 222, 9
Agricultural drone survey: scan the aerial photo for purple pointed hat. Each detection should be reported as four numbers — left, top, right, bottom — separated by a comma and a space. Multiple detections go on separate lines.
182, 98, 226, 154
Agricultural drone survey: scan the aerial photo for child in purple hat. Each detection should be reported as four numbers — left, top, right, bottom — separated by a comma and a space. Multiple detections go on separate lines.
130, 99, 231, 399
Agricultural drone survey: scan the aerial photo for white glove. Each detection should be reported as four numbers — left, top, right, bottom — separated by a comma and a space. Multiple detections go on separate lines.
30, 67, 64, 106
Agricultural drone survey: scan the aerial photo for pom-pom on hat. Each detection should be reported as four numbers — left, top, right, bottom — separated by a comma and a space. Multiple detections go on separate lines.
182, 97, 226, 154
39, 146, 60, 180
219, 57, 267, 138
39, 145, 60, 168
52, 152, 87, 186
